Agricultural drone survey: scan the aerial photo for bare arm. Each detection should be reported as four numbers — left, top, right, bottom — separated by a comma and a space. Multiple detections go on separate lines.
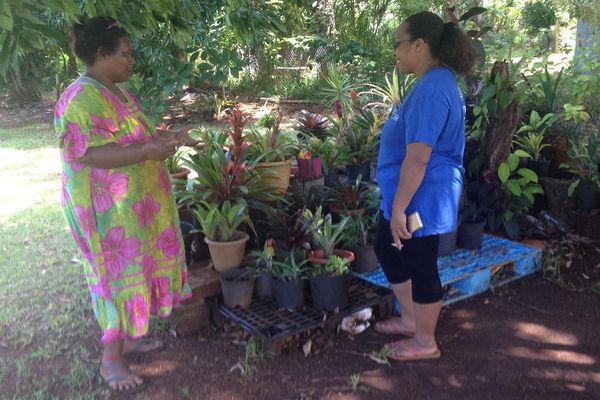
390, 142, 432, 247
76, 134, 178, 169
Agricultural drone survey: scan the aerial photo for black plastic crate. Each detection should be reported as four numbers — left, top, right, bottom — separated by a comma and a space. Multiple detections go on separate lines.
212, 277, 393, 342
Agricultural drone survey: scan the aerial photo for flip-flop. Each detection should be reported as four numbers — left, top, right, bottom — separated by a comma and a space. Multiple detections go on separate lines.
373, 319, 415, 337
387, 343, 441, 361
123, 339, 164, 355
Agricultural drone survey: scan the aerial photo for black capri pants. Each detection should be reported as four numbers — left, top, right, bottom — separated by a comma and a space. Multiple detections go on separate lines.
373, 212, 442, 304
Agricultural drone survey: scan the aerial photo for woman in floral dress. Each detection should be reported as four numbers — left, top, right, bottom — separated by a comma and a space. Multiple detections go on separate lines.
55, 17, 196, 391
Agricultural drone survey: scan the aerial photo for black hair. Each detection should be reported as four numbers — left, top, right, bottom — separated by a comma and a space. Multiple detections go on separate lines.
72, 17, 128, 65
404, 11, 476, 75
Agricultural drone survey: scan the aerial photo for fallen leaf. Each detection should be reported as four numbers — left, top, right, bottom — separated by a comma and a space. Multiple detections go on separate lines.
303, 339, 312, 357
368, 354, 389, 365
582, 273, 590, 280
229, 361, 243, 374
565, 260, 572, 269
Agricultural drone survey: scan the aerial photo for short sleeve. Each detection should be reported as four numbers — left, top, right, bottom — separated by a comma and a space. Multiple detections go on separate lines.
404, 95, 450, 147
57, 84, 119, 170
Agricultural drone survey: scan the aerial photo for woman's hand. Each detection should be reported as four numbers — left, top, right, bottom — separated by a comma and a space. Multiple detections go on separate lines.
390, 211, 412, 250
143, 134, 178, 161
156, 125, 200, 148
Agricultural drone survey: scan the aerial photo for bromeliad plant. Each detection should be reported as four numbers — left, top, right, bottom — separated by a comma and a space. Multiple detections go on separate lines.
193, 200, 250, 242
327, 176, 378, 213
271, 249, 310, 281
248, 115, 298, 164
296, 110, 330, 141
513, 111, 557, 161
560, 133, 600, 196
363, 67, 415, 114
302, 206, 351, 259
311, 255, 350, 277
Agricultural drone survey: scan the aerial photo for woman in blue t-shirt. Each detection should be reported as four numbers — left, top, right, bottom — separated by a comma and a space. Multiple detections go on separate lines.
373, 11, 475, 361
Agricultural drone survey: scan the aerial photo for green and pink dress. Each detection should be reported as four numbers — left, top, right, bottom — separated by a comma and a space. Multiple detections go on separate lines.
55, 76, 191, 343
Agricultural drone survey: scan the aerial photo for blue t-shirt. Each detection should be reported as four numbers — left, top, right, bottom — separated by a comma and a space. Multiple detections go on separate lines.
376, 66, 465, 237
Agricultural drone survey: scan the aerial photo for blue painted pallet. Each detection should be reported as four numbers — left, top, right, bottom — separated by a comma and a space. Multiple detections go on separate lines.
354, 235, 543, 307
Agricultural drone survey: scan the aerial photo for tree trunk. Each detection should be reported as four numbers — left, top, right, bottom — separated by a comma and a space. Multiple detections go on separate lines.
485, 61, 519, 173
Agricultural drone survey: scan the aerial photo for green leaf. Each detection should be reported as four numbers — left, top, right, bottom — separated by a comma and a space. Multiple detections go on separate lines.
514, 149, 532, 159
498, 90, 513, 110
507, 180, 522, 196
508, 154, 519, 171
0, 12, 12, 31
0, 34, 12, 75
517, 168, 538, 183
26, 23, 66, 42
498, 162, 510, 183
503, 210, 514, 221
567, 180, 580, 197
481, 85, 496, 103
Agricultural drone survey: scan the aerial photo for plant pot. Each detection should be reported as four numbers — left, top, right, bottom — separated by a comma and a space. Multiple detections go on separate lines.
308, 249, 355, 265
204, 231, 250, 272
324, 170, 340, 188
255, 159, 292, 195
254, 272, 273, 301
351, 245, 378, 273
575, 181, 600, 213
219, 268, 254, 308
297, 157, 323, 180
437, 230, 457, 257
309, 273, 350, 311
170, 167, 190, 180
457, 219, 485, 250
293, 176, 324, 198
540, 177, 571, 219
526, 159, 551, 178
346, 163, 370, 182
179, 220, 194, 266
272, 278, 306, 309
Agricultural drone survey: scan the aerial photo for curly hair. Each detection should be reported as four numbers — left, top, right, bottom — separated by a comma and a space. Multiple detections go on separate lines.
404, 11, 476, 75
72, 17, 128, 65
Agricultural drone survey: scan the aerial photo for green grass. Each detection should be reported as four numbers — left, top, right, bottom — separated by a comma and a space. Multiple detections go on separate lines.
0, 124, 109, 398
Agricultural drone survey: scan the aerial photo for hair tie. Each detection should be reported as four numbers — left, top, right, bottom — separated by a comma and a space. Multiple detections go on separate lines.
106, 21, 120, 30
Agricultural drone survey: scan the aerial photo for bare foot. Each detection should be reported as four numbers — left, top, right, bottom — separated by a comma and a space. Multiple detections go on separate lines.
385, 338, 440, 361
100, 358, 144, 391
374, 316, 415, 336
123, 338, 164, 355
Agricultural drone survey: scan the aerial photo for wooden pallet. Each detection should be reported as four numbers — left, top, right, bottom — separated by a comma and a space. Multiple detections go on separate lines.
355, 235, 543, 306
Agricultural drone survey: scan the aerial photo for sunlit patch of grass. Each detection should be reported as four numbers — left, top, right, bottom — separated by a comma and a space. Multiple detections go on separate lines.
0, 124, 104, 398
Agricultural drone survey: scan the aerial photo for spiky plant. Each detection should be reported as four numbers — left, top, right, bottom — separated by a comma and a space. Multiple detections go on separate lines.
296, 110, 330, 140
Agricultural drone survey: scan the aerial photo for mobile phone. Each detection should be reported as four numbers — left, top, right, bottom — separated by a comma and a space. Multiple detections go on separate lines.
408, 211, 423, 233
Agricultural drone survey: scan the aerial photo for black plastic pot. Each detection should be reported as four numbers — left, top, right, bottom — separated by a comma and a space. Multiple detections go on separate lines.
324, 170, 340, 188
352, 245, 378, 273
219, 269, 255, 308
576, 181, 600, 213
272, 278, 305, 309
254, 272, 273, 301
179, 221, 194, 266
457, 219, 485, 250
346, 163, 371, 182
527, 159, 551, 178
438, 230, 457, 257
309, 273, 350, 311
191, 214, 211, 262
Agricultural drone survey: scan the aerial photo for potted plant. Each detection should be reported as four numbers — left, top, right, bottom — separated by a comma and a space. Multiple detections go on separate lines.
193, 200, 251, 272
219, 268, 254, 308
340, 213, 378, 273
249, 239, 276, 301
327, 176, 377, 217
248, 113, 298, 196
309, 254, 351, 311
303, 206, 355, 265
270, 249, 310, 309
514, 110, 557, 177
559, 133, 600, 213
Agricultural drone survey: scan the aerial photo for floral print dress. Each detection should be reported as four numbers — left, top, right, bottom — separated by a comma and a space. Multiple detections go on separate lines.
55, 76, 191, 344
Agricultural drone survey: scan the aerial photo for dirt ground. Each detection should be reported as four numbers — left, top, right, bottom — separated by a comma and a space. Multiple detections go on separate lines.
105, 274, 600, 400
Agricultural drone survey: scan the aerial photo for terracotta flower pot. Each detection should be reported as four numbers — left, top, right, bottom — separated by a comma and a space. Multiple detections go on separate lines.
255, 159, 292, 195
204, 231, 249, 272
308, 249, 355, 265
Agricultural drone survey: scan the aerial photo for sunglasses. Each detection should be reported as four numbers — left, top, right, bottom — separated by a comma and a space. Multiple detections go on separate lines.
393, 39, 414, 49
